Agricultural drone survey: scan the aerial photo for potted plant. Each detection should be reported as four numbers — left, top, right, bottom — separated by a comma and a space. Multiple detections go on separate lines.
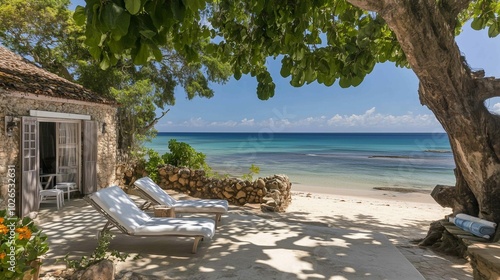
0, 209, 49, 279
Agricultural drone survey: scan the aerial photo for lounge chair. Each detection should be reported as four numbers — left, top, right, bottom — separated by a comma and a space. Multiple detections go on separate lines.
85, 186, 215, 253
133, 177, 229, 225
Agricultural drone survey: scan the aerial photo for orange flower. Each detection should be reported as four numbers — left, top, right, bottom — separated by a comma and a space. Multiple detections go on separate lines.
0, 224, 8, 235
15, 226, 32, 240
0, 252, 5, 260
0, 217, 4, 224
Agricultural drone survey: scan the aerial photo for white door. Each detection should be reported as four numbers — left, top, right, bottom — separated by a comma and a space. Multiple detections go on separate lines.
20, 117, 39, 216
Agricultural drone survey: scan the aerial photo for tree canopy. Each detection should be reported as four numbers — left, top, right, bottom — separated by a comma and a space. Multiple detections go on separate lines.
75, 0, 499, 99
0, 0, 231, 154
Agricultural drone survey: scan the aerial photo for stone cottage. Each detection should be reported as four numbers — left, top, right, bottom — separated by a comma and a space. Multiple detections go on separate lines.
0, 46, 118, 216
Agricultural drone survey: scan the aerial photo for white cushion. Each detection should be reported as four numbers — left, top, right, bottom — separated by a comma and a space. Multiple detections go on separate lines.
89, 186, 150, 233
134, 177, 228, 214
134, 177, 177, 206
173, 200, 228, 214
88, 186, 215, 238
136, 218, 215, 238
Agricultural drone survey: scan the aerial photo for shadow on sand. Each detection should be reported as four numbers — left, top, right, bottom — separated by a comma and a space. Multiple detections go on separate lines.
37, 196, 471, 280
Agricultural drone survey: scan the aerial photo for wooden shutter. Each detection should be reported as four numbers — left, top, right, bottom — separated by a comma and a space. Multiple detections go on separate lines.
82, 121, 98, 194
20, 117, 39, 216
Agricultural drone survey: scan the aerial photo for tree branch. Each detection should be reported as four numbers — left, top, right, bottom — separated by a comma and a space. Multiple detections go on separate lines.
346, 0, 386, 12
144, 109, 170, 131
441, 0, 472, 18
440, 0, 473, 29
477, 77, 500, 100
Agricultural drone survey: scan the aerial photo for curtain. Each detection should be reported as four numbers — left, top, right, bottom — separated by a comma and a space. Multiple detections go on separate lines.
57, 123, 78, 183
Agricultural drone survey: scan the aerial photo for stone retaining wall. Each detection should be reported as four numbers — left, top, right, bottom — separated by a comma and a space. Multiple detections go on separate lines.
117, 164, 292, 212
157, 165, 292, 212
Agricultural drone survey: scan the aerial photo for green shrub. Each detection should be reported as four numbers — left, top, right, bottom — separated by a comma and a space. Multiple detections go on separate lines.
162, 139, 207, 169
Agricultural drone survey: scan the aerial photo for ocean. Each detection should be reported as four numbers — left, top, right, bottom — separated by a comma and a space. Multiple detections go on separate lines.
145, 132, 456, 192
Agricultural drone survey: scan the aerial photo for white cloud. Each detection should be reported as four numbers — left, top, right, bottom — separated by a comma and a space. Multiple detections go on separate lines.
157, 107, 442, 132
240, 118, 255, 126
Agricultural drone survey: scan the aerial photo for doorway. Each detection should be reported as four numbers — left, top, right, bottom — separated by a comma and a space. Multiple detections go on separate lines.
39, 121, 81, 190
20, 116, 97, 217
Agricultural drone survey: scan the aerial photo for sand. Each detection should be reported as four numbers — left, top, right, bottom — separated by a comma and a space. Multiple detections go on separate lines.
38, 185, 474, 279
279, 185, 474, 279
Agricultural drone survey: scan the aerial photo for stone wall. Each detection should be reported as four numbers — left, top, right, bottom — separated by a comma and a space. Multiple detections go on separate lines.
158, 165, 292, 212
118, 164, 292, 212
0, 91, 118, 210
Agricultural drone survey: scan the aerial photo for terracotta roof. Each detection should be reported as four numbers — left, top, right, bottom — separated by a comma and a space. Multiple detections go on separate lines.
0, 46, 117, 105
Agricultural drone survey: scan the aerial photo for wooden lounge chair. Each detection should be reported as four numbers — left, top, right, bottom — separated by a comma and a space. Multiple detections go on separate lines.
133, 177, 229, 226
85, 186, 215, 253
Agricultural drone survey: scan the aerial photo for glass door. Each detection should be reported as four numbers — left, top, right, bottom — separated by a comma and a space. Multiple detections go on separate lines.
56, 122, 80, 190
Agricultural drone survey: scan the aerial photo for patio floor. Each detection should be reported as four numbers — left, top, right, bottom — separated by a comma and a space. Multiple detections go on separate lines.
36, 194, 425, 279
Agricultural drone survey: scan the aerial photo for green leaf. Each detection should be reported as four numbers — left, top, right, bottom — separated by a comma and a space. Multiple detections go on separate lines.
471, 17, 485, 30
280, 57, 292, 77
133, 42, 150, 65
88, 46, 101, 59
234, 69, 242, 80
151, 44, 162, 61
100, 52, 111, 70
101, 2, 125, 31
351, 76, 363, 87
140, 29, 157, 39
339, 77, 351, 88
73, 6, 86, 26
171, 0, 186, 21
125, 0, 142, 15
112, 11, 131, 39
488, 22, 500, 37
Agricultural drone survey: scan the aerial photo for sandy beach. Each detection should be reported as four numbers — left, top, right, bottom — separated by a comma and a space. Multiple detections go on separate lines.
279, 186, 473, 279
39, 185, 474, 280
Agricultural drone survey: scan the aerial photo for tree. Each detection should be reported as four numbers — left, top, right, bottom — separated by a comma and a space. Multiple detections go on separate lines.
78, 0, 500, 239
0, 0, 231, 155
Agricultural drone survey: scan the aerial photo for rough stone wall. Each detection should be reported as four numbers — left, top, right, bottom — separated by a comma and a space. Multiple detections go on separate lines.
155, 164, 292, 212
0, 92, 118, 209
117, 164, 292, 212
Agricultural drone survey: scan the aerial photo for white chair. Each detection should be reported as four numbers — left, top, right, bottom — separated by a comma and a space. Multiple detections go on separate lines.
133, 177, 229, 226
85, 186, 215, 253
55, 182, 78, 200
39, 189, 64, 210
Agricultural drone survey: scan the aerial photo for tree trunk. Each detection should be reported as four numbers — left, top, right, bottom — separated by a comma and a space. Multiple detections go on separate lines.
347, 0, 500, 232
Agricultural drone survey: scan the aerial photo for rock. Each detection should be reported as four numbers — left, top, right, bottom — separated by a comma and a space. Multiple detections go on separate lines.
223, 191, 233, 199
260, 204, 275, 212
71, 260, 114, 280
158, 168, 167, 176
179, 168, 190, 178
237, 198, 246, 205
236, 190, 246, 199
255, 178, 266, 189
168, 174, 178, 182
235, 183, 244, 190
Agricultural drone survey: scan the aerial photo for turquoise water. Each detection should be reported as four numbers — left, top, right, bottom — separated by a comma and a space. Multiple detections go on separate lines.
145, 132, 456, 191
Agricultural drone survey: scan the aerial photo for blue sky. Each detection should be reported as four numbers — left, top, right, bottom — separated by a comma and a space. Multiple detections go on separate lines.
71, 1, 500, 132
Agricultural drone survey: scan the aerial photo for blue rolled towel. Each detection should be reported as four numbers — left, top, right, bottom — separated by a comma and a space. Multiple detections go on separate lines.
450, 217, 496, 239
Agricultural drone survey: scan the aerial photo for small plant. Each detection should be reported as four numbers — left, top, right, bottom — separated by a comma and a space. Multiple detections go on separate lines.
0, 209, 49, 279
241, 164, 260, 181
143, 148, 165, 181
63, 231, 135, 271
